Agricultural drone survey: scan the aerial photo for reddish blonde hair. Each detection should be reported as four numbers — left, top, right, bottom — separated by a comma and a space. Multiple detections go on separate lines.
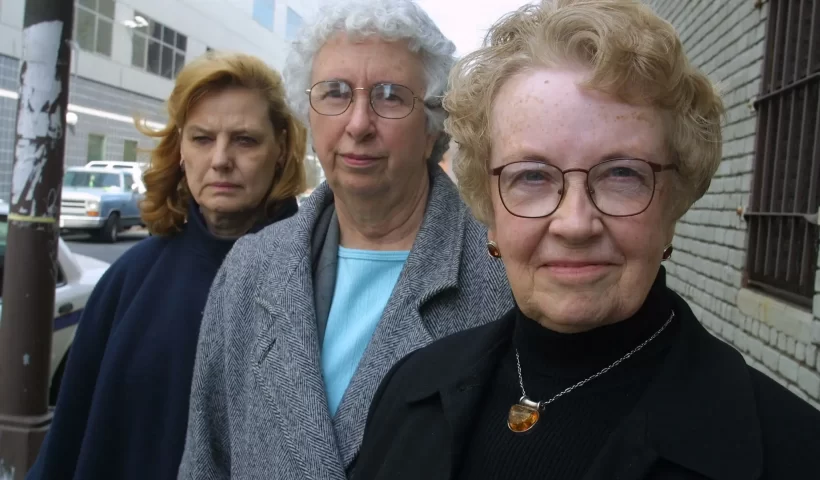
137, 51, 307, 235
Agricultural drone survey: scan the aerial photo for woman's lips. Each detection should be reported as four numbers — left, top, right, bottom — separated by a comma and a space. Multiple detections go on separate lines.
543, 262, 613, 281
341, 154, 384, 167
208, 182, 241, 190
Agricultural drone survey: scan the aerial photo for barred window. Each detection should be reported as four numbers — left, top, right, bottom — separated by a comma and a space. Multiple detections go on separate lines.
746, 0, 820, 307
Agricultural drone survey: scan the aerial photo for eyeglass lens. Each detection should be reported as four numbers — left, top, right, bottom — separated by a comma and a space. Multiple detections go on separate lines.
498, 159, 657, 218
308, 81, 416, 118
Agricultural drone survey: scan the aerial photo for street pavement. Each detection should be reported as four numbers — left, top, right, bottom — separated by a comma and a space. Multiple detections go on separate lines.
64, 228, 150, 264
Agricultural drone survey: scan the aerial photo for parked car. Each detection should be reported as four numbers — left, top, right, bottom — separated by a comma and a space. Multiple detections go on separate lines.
85, 161, 148, 194
0, 202, 110, 405
61, 166, 144, 243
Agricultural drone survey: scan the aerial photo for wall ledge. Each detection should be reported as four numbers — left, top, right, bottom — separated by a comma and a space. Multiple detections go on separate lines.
737, 288, 815, 344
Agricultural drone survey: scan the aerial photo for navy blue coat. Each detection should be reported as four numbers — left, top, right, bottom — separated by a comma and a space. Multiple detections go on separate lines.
27, 198, 297, 480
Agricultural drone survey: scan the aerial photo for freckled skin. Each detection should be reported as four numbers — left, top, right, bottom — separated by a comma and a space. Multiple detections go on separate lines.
488, 68, 677, 333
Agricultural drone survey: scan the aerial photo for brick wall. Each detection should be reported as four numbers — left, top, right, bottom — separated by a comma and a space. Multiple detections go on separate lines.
647, 0, 820, 409
0, 54, 167, 201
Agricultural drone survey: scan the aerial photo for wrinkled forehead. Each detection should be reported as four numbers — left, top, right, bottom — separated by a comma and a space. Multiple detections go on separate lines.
489, 69, 667, 169
310, 33, 427, 93
184, 87, 275, 132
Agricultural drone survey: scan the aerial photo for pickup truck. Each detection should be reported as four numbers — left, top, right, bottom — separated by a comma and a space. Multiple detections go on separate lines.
85, 160, 148, 194
60, 166, 144, 243
0, 202, 110, 404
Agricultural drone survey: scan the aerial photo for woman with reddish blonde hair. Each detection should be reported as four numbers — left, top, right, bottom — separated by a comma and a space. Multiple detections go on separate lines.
27, 51, 305, 480
138, 51, 306, 236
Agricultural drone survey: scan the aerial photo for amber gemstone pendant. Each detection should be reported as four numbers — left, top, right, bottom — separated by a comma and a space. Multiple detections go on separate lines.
507, 396, 542, 433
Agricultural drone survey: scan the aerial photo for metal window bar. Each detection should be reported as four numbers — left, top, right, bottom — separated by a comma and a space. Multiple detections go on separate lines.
745, 0, 820, 307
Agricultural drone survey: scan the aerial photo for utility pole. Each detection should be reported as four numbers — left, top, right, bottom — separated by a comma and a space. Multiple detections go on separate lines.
0, 0, 74, 478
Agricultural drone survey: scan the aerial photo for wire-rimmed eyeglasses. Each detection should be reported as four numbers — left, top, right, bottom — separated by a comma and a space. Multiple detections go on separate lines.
306, 80, 426, 119
491, 158, 677, 218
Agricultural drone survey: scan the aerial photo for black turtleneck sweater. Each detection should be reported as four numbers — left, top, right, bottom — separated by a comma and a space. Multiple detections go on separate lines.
27, 199, 297, 480
456, 277, 678, 480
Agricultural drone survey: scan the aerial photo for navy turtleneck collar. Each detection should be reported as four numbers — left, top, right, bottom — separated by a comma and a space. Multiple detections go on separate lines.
182, 197, 298, 266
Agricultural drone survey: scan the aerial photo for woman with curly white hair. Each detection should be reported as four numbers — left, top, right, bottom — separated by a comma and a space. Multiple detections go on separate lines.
177, 1, 513, 478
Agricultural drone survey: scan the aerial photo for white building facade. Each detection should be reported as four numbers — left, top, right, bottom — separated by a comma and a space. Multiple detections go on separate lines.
0, 0, 319, 200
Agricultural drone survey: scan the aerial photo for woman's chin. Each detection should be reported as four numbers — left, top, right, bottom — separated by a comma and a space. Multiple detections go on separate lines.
520, 294, 616, 333
199, 198, 250, 215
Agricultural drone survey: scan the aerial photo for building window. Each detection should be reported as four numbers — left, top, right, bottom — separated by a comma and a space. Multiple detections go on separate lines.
286, 8, 303, 41
123, 140, 139, 162
745, 0, 820, 307
253, 0, 275, 30
75, 0, 114, 56
131, 12, 187, 79
87, 134, 106, 161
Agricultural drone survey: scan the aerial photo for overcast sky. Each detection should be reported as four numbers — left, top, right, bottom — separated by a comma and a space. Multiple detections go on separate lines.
414, 0, 535, 56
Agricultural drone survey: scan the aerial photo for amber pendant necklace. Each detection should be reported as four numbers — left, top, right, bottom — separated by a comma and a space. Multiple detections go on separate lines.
508, 310, 676, 433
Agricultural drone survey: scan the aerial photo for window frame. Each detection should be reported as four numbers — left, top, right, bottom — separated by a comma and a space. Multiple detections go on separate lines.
253, 0, 275, 30
130, 12, 188, 79
123, 139, 139, 162
744, 0, 820, 307
74, 0, 114, 57
286, 7, 303, 41
87, 133, 106, 162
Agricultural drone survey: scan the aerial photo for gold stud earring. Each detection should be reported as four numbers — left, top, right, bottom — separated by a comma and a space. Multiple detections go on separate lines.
487, 241, 501, 258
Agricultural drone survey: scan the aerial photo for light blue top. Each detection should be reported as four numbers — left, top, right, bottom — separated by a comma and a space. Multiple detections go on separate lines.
321, 246, 410, 416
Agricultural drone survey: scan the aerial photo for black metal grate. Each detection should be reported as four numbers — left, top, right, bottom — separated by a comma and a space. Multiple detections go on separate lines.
746, 0, 820, 307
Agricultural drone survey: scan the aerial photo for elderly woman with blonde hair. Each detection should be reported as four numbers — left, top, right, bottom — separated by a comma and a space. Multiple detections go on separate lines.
26, 51, 305, 480
352, 1, 820, 479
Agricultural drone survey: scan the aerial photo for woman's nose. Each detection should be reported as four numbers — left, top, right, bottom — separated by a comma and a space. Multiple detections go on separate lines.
210, 137, 232, 169
344, 94, 376, 141
548, 175, 601, 242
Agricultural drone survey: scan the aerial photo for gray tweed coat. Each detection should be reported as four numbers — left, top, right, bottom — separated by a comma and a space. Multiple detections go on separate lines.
177, 167, 514, 480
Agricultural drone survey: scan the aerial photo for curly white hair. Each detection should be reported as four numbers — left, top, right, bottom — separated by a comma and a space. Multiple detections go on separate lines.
284, 0, 457, 164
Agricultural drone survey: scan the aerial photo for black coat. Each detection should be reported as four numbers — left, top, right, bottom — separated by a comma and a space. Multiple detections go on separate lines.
351, 288, 820, 480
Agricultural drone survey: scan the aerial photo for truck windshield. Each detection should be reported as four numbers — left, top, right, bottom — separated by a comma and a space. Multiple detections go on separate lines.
63, 171, 121, 189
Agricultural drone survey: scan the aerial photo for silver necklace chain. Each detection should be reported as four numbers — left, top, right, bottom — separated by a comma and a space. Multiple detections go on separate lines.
515, 310, 675, 409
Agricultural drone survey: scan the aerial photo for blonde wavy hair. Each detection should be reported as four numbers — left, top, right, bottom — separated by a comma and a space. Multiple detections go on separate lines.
137, 51, 307, 235
445, 0, 725, 226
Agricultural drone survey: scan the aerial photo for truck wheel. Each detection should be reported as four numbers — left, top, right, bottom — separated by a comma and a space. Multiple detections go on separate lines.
99, 213, 120, 243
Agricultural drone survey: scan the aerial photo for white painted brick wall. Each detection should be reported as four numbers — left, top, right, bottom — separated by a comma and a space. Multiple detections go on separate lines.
649, 0, 820, 409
